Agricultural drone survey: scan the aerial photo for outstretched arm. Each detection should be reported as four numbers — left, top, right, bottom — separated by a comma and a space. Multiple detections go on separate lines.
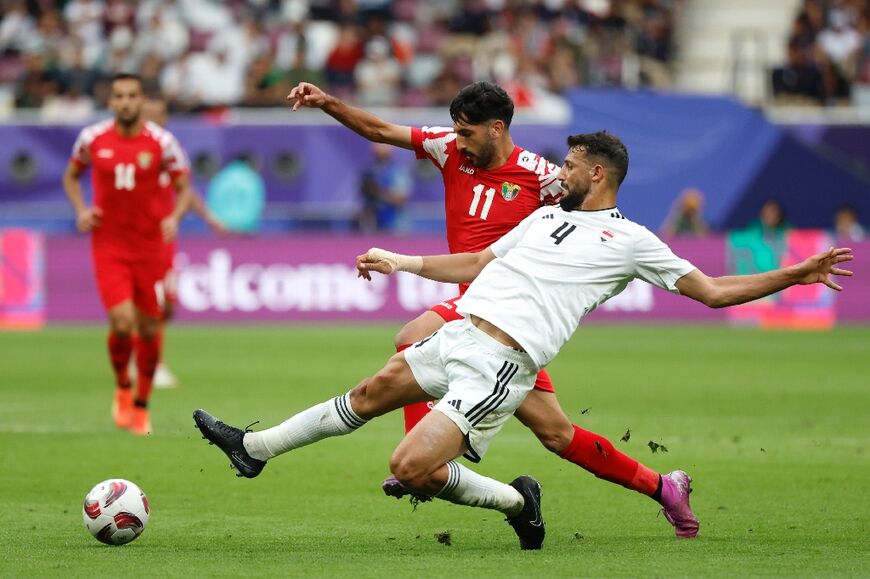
356, 247, 497, 284
675, 247, 854, 308
287, 82, 413, 149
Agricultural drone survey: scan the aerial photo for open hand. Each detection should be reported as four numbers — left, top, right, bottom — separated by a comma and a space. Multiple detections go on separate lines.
798, 247, 854, 291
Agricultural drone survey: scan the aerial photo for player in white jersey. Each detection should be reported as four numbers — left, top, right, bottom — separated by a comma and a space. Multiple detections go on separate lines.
193, 132, 852, 549
288, 81, 695, 539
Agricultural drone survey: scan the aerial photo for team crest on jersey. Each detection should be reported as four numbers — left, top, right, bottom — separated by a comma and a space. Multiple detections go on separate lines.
137, 151, 153, 169
600, 230, 615, 242
500, 182, 521, 201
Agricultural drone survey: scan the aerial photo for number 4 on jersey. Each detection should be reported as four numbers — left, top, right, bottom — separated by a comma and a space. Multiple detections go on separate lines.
550, 222, 576, 245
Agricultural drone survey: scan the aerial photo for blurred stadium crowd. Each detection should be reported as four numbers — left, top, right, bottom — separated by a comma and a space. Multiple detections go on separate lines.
0, 0, 680, 118
773, 0, 870, 105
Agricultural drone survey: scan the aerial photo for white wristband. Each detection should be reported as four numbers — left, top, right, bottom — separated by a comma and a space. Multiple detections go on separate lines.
367, 247, 423, 274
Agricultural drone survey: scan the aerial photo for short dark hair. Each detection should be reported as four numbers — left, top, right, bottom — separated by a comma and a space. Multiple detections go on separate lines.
449, 81, 514, 128
566, 131, 629, 186
110, 72, 143, 86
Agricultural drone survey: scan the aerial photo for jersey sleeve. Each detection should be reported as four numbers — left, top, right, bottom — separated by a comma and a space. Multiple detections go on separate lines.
70, 129, 93, 168
490, 208, 543, 257
158, 130, 190, 179
538, 160, 563, 205
633, 227, 697, 293
411, 126, 456, 168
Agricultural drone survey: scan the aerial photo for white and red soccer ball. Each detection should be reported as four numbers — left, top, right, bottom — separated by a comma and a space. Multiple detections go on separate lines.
82, 479, 150, 545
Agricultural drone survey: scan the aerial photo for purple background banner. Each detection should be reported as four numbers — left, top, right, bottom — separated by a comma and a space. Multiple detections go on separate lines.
43, 235, 870, 324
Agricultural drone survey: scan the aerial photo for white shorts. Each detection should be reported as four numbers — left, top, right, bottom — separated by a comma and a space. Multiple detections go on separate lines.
404, 318, 537, 462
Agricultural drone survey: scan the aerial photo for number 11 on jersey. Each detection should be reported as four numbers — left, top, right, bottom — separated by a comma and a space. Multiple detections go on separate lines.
469, 184, 495, 220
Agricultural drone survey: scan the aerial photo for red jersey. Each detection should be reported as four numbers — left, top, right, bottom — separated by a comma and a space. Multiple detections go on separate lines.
412, 126, 562, 255
71, 119, 189, 258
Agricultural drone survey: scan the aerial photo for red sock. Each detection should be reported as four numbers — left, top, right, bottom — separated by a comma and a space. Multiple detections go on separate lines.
107, 331, 133, 388
134, 333, 162, 406
396, 343, 432, 433
560, 425, 660, 496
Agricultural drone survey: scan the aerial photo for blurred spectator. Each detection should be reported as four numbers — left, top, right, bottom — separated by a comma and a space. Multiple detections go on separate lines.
41, 79, 94, 122
662, 188, 709, 237
751, 199, 791, 238
3, 0, 682, 113
283, 44, 327, 94
772, 39, 825, 104
325, 22, 364, 97
817, 8, 862, 103
833, 205, 865, 241
0, 0, 36, 56
355, 35, 401, 107
356, 142, 411, 233
779, 0, 870, 106
241, 53, 286, 107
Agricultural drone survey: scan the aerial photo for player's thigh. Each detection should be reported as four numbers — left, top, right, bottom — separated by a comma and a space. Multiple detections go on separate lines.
350, 352, 434, 419
93, 254, 134, 314
131, 258, 164, 321
394, 295, 463, 346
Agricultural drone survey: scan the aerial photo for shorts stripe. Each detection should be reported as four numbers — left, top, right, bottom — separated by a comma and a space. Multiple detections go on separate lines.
465, 361, 518, 426
333, 394, 366, 430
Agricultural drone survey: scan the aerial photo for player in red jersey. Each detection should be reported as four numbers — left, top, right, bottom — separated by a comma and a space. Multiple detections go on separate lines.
288, 81, 698, 537
63, 73, 194, 435
138, 96, 226, 389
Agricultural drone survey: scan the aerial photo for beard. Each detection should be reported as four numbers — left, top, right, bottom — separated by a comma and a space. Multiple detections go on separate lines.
116, 110, 140, 128
559, 185, 588, 211
465, 142, 495, 168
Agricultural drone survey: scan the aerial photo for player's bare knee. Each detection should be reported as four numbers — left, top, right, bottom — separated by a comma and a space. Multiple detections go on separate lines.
535, 424, 574, 455
389, 453, 428, 490
138, 322, 159, 341
110, 317, 135, 336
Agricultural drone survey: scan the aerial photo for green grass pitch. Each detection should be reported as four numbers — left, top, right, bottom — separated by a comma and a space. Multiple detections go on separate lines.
1, 325, 868, 577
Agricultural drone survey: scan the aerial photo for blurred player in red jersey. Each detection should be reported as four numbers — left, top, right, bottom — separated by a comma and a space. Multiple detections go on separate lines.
287, 81, 698, 537
63, 73, 194, 435
138, 96, 226, 389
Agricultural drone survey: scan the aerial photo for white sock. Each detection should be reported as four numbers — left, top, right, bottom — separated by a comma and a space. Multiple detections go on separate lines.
243, 393, 367, 461
435, 461, 524, 516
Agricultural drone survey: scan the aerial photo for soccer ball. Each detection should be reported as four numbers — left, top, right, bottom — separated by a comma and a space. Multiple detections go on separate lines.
82, 479, 150, 545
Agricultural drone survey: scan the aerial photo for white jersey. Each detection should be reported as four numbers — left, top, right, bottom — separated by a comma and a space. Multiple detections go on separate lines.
456, 206, 697, 370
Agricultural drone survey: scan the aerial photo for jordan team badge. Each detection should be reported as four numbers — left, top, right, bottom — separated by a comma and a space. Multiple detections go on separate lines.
137, 151, 153, 169
501, 181, 520, 201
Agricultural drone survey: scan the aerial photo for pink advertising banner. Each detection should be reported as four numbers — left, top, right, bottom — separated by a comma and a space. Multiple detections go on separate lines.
42, 235, 869, 324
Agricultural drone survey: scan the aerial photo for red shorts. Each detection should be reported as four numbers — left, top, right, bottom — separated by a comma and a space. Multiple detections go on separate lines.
429, 296, 555, 393
93, 251, 164, 318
